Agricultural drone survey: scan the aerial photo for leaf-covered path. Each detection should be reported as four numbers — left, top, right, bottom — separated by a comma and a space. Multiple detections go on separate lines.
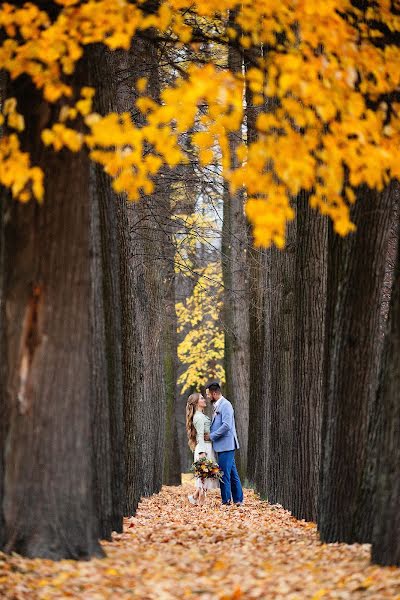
1, 480, 400, 599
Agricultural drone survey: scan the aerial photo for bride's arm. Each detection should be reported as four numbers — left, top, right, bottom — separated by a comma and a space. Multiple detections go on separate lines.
193, 415, 208, 454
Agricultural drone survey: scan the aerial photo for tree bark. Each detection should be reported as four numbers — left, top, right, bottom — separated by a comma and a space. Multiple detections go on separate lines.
0, 72, 7, 549
247, 244, 267, 488
353, 191, 399, 542
372, 201, 400, 566
319, 184, 396, 544
262, 221, 297, 507
163, 256, 181, 486
126, 36, 167, 497
0, 72, 102, 558
291, 194, 327, 521
88, 161, 113, 541
89, 46, 126, 535
162, 207, 181, 485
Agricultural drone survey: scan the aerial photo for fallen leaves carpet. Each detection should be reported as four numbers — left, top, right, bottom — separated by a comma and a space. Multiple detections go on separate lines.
1, 480, 399, 599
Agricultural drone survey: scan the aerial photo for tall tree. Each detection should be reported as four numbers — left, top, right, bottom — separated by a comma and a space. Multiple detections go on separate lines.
162, 209, 181, 486
261, 221, 297, 507
0, 72, 7, 549
127, 36, 167, 497
319, 184, 396, 544
89, 45, 126, 537
353, 194, 399, 542
0, 69, 102, 559
291, 194, 327, 521
372, 206, 400, 566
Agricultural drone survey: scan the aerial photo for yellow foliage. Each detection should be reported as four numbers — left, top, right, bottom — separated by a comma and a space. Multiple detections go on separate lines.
0, 134, 44, 203
176, 262, 225, 393
1, 1, 400, 246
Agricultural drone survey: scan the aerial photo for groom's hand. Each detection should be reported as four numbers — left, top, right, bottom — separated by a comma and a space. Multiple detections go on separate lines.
204, 433, 211, 441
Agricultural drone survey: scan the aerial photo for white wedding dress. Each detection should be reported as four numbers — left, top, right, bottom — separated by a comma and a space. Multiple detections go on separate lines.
193, 411, 220, 490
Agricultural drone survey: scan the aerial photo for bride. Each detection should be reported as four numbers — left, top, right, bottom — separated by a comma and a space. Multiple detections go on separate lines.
186, 392, 219, 505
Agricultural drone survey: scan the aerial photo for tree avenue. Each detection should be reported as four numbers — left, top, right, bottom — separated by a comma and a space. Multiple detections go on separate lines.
0, 0, 399, 568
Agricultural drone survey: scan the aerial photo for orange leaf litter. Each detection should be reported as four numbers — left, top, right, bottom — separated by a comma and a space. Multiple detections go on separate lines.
1, 477, 399, 599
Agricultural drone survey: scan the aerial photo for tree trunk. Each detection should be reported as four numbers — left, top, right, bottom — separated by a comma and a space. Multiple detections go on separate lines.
128, 198, 166, 495
222, 17, 250, 479
372, 200, 400, 566
353, 191, 399, 542
0, 72, 7, 549
263, 221, 297, 507
88, 162, 113, 541
127, 37, 167, 497
0, 73, 102, 559
291, 194, 327, 521
319, 184, 395, 544
89, 45, 144, 516
162, 203, 181, 485
90, 46, 127, 535
247, 245, 267, 488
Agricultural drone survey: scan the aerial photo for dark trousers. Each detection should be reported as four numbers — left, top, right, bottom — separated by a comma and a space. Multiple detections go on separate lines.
217, 450, 244, 504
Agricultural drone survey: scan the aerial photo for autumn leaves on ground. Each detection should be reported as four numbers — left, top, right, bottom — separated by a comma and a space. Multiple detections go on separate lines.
1, 480, 399, 600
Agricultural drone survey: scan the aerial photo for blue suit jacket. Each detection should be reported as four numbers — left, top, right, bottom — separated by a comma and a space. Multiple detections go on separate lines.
210, 397, 240, 453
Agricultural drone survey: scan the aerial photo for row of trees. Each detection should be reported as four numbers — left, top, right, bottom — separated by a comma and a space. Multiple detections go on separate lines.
221, 48, 400, 565
247, 185, 400, 567
0, 0, 398, 568
0, 34, 183, 558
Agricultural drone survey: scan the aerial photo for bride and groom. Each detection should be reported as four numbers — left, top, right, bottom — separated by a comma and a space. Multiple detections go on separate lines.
186, 382, 244, 506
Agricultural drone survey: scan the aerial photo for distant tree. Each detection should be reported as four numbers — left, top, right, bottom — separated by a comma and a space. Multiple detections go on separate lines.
176, 261, 225, 394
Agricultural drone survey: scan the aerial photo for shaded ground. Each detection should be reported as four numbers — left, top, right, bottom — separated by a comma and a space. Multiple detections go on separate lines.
0, 478, 399, 599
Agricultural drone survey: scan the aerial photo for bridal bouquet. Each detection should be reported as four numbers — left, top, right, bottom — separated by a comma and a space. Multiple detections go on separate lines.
191, 456, 223, 482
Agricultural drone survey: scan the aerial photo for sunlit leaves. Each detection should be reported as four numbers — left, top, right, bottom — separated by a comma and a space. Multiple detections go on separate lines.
0, 134, 44, 203
176, 262, 225, 393
0, 0, 400, 246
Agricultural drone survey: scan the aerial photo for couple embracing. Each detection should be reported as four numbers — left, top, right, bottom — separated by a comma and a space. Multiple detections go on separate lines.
186, 382, 244, 506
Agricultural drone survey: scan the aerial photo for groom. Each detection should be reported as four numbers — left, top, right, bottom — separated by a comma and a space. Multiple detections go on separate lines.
205, 382, 244, 505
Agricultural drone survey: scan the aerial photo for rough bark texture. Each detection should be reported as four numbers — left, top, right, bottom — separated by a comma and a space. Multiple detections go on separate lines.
163, 234, 181, 486
222, 23, 250, 479
96, 48, 143, 517
119, 195, 141, 515
372, 204, 400, 566
126, 36, 167, 497
89, 162, 113, 541
248, 248, 268, 492
89, 46, 145, 516
128, 197, 166, 495
291, 195, 327, 521
353, 189, 399, 542
319, 184, 395, 544
249, 188, 326, 516
90, 47, 126, 535
0, 72, 7, 549
0, 74, 102, 559
263, 221, 297, 507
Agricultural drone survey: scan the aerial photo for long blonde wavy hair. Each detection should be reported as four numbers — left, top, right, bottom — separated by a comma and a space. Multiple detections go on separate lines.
186, 393, 201, 451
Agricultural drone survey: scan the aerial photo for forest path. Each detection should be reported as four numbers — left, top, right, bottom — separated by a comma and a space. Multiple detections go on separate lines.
1, 480, 400, 599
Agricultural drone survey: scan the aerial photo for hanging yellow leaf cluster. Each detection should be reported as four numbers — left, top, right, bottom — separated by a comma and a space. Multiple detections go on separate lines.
176, 262, 225, 393
1, 1, 400, 246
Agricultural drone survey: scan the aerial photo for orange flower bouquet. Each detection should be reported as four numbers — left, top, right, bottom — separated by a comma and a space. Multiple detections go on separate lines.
191, 456, 223, 483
